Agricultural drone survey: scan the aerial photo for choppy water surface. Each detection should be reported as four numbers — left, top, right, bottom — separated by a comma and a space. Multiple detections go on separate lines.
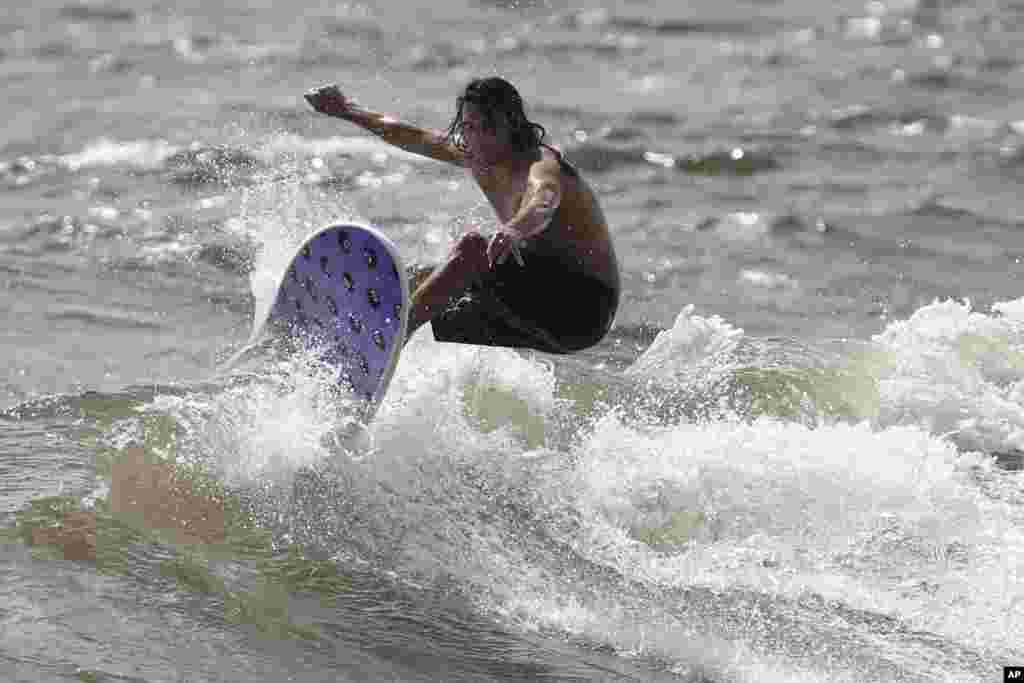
1, 1, 1023, 681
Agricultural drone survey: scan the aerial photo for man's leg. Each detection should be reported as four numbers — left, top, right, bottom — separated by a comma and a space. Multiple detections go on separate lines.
407, 232, 489, 338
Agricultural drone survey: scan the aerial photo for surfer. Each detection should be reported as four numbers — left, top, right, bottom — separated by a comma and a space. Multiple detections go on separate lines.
304, 77, 619, 354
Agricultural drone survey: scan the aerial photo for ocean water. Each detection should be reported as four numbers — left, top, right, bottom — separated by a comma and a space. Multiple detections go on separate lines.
1, 0, 1023, 681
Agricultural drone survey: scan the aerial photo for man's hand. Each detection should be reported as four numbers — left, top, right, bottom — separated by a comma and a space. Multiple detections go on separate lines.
304, 84, 355, 119
487, 230, 526, 268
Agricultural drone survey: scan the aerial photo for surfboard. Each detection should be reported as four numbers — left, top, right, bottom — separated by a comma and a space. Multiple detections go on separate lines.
250, 222, 409, 421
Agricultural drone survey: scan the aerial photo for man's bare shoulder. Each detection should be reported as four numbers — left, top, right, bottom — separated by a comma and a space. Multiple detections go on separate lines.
529, 154, 563, 183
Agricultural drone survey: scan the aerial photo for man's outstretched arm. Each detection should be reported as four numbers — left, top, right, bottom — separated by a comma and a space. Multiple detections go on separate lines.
305, 84, 465, 166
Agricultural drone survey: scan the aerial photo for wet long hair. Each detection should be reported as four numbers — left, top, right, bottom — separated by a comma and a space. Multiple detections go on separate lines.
445, 77, 547, 155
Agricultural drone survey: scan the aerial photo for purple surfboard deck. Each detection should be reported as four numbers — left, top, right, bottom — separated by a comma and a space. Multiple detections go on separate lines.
257, 222, 409, 419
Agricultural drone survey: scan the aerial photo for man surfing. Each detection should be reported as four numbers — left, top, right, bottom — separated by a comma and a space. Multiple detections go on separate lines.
304, 77, 619, 354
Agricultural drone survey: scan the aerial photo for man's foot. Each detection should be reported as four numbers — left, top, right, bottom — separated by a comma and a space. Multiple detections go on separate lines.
406, 263, 435, 293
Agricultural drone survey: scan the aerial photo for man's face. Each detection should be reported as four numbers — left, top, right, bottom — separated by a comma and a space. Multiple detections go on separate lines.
462, 107, 506, 165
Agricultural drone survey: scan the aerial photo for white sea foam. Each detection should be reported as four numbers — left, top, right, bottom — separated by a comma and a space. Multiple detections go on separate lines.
250, 133, 434, 166
396, 302, 1022, 669
624, 304, 744, 385
559, 413, 1022, 652
371, 301, 1020, 668
56, 133, 433, 177
61, 138, 180, 171
713, 211, 772, 241
740, 268, 798, 290
872, 297, 1024, 454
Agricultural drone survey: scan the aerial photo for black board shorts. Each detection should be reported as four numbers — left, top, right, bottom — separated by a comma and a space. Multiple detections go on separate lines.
430, 247, 618, 354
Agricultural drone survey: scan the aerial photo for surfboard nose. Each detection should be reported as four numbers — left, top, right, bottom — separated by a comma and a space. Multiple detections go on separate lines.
256, 222, 410, 418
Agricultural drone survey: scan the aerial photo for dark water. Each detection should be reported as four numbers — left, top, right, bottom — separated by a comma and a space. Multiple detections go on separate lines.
1, 1, 1023, 681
